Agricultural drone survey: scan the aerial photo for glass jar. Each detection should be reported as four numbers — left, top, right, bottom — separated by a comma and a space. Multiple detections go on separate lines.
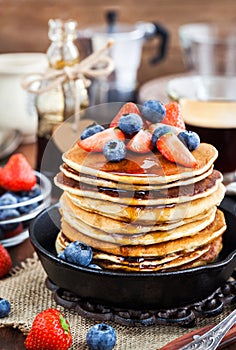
36, 19, 89, 172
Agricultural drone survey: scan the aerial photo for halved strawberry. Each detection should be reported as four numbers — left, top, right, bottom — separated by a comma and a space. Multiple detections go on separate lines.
127, 129, 153, 153
157, 132, 198, 168
149, 122, 182, 135
78, 127, 125, 152
110, 102, 141, 128
162, 102, 186, 130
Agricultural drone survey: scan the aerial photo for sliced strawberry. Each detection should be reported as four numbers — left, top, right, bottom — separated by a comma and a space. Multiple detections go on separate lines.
157, 132, 198, 168
149, 122, 183, 135
162, 102, 186, 130
78, 127, 125, 152
127, 129, 153, 153
110, 102, 141, 128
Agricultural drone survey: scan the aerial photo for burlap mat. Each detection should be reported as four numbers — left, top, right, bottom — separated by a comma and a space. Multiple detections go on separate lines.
0, 253, 234, 350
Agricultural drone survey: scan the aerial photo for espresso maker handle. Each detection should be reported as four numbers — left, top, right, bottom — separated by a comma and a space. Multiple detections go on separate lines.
148, 22, 169, 65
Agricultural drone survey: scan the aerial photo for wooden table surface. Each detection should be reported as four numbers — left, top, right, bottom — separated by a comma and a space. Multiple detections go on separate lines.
1, 142, 236, 350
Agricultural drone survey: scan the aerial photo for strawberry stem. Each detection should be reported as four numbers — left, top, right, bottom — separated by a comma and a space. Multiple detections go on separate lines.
60, 313, 70, 334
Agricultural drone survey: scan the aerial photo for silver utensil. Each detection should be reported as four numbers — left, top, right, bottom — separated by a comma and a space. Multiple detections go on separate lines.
179, 308, 236, 350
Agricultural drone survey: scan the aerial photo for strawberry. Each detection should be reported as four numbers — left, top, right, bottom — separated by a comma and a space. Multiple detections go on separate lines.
157, 132, 198, 168
148, 122, 183, 135
0, 244, 12, 278
162, 102, 186, 130
127, 129, 153, 153
78, 127, 125, 152
0, 154, 36, 192
25, 308, 72, 350
110, 102, 141, 128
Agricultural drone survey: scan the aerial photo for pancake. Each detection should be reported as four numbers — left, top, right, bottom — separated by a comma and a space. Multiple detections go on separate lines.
62, 142, 218, 185
60, 193, 216, 234
59, 209, 226, 257
61, 206, 217, 245
66, 183, 226, 223
56, 232, 222, 272
55, 169, 223, 206
60, 163, 214, 191
92, 237, 223, 272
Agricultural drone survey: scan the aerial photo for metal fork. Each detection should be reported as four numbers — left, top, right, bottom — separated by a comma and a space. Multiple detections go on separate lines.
179, 308, 236, 350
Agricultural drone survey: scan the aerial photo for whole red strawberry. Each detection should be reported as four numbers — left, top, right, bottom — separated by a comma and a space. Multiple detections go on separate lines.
25, 308, 72, 350
0, 244, 12, 278
0, 153, 36, 192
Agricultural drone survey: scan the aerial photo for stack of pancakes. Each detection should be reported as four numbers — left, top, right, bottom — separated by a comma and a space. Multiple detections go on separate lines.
54, 142, 226, 272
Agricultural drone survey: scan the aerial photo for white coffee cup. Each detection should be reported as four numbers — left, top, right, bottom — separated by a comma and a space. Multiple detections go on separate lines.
0, 53, 48, 143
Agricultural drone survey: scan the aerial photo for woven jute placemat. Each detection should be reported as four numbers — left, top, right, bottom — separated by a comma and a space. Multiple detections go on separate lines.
0, 254, 234, 350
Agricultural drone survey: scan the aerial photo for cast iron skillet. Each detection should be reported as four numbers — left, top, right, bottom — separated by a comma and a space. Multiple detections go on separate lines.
29, 196, 236, 310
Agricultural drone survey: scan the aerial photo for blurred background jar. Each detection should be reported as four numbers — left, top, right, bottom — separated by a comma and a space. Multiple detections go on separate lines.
0, 53, 48, 143
36, 18, 89, 172
179, 22, 236, 76
77, 10, 169, 104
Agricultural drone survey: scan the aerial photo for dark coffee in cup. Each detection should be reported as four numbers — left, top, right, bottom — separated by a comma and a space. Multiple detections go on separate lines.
180, 99, 236, 175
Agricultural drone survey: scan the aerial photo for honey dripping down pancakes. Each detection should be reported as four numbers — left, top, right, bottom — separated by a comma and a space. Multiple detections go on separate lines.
54, 101, 226, 272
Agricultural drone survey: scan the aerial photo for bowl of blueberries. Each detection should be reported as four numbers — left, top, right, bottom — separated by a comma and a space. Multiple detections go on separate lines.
0, 154, 52, 247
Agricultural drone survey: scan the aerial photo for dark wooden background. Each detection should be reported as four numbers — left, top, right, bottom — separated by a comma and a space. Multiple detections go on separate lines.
1, 0, 236, 85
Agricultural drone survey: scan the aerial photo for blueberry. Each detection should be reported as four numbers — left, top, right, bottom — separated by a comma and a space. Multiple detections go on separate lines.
103, 140, 126, 162
61, 241, 93, 267
86, 323, 116, 350
17, 196, 30, 203
20, 184, 41, 199
88, 263, 102, 270
18, 202, 38, 214
0, 209, 20, 221
178, 130, 200, 151
151, 125, 172, 147
142, 100, 166, 123
57, 251, 66, 260
118, 113, 143, 135
0, 222, 20, 232
81, 123, 105, 140
0, 193, 18, 206
28, 185, 42, 198
0, 209, 20, 231
0, 298, 11, 318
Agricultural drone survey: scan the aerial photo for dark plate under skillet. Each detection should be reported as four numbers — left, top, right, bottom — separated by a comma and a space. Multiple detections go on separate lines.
29, 196, 236, 310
